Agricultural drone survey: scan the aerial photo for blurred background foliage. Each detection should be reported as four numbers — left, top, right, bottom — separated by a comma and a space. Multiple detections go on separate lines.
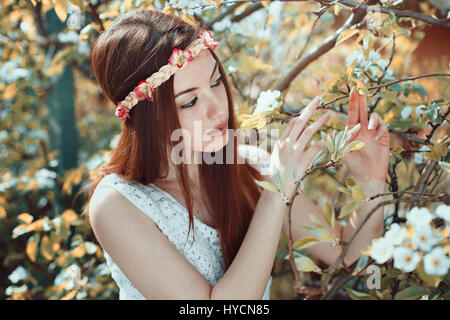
0, 0, 449, 300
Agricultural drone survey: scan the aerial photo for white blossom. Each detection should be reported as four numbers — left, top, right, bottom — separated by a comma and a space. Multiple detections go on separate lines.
412, 224, 442, 252
393, 247, 421, 272
406, 207, 433, 228
415, 104, 426, 116
384, 223, 407, 246
423, 247, 450, 276
8, 266, 27, 284
254, 90, 281, 113
370, 238, 394, 264
34, 168, 57, 189
400, 106, 412, 119
213, 17, 232, 32
435, 204, 450, 223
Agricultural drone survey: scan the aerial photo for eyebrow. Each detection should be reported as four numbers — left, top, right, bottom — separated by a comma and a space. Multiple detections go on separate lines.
175, 61, 219, 98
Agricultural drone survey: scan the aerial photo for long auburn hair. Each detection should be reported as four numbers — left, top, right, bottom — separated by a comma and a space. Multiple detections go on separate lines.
85, 9, 266, 270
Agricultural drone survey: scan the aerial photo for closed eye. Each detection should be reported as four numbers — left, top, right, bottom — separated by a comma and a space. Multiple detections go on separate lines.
181, 75, 223, 109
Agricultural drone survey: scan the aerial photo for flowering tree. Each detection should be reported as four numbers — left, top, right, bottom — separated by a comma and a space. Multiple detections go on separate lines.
1, 0, 449, 300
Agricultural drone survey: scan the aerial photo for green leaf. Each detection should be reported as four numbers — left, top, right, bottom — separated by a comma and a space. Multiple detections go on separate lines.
345, 288, 377, 300
394, 286, 427, 300
293, 237, 319, 251
352, 254, 369, 275
339, 200, 362, 219
417, 260, 442, 288
386, 268, 402, 278
294, 255, 322, 273
255, 180, 278, 193
412, 83, 428, 99
389, 83, 404, 91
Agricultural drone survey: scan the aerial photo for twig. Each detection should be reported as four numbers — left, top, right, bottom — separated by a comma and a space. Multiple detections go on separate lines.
321, 191, 450, 296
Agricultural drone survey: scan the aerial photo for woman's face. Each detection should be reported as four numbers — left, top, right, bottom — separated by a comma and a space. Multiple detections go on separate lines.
173, 49, 229, 156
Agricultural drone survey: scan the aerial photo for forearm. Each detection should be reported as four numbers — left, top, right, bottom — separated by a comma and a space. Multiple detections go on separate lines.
341, 178, 386, 266
210, 189, 287, 299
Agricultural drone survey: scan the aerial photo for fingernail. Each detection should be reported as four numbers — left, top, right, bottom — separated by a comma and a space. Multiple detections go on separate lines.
348, 123, 361, 136
368, 118, 375, 130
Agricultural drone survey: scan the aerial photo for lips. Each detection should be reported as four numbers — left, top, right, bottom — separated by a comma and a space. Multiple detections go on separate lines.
206, 120, 228, 136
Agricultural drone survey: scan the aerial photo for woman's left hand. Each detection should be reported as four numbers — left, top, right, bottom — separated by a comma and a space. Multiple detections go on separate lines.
341, 89, 390, 183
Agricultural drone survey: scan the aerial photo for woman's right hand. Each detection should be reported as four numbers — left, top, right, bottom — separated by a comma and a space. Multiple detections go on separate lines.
267, 96, 330, 200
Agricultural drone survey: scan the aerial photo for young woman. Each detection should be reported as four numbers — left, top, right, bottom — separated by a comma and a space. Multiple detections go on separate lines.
86, 9, 390, 300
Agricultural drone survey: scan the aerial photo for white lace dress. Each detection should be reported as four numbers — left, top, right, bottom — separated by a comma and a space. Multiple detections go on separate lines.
93, 173, 272, 300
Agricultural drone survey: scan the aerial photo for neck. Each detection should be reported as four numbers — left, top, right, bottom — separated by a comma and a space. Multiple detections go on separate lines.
155, 150, 202, 193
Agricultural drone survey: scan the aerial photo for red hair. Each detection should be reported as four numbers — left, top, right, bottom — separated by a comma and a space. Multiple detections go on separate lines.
85, 9, 266, 270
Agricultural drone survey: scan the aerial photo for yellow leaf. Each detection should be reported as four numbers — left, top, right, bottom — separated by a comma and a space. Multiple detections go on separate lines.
61, 289, 78, 300
26, 234, 40, 262
67, 0, 85, 10
0, 206, 5, 219
357, 80, 370, 96
41, 234, 55, 260
71, 245, 86, 258
347, 59, 356, 80
345, 177, 356, 187
351, 184, 365, 201
322, 201, 335, 229
17, 212, 34, 224
293, 237, 319, 251
294, 256, 322, 273
62, 209, 79, 225
336, 29, 359, 46
339, 200, 362, 219
255, 180, 278, 193
345, 141, 365, 153
62, 168, 84, 195
53, 0, 68, 22
310, 227, 334, 242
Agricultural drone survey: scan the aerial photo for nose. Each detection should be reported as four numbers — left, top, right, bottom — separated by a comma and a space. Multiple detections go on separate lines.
205, 90, 227, 122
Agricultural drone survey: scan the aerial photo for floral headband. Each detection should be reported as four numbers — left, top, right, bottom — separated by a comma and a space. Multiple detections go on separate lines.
114, 29, 220, 121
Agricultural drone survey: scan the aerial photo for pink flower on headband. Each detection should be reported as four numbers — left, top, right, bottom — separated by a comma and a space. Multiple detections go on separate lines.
134, 80, 154, 101
202, 30, 219, 50
115, 102, 131, 121
168, 48, 193, 68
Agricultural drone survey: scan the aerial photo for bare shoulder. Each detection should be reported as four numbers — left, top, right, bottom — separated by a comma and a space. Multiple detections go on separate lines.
88, 185, 212, 299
